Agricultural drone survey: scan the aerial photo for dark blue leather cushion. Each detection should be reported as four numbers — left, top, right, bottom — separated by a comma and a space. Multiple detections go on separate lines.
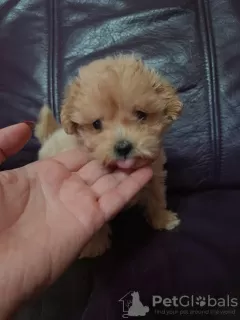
77, 190, 240, 319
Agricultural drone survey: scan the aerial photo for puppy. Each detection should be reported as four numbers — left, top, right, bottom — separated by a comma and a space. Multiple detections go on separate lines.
35, 54, 182, 258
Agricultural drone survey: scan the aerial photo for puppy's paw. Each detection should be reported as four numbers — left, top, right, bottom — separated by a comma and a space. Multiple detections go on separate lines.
148, 210, 180, 231
79, 224, 111, 259
163, 211, 180, 230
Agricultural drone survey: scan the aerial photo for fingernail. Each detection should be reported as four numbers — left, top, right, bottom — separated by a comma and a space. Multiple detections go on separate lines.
23, 121, 35, 130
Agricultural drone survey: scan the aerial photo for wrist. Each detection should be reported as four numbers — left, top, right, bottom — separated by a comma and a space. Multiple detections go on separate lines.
0, 231, 24, 319
0, 169, 33, 318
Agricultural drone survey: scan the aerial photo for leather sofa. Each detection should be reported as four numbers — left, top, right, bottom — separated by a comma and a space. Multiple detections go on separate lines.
0, 0, 240, 318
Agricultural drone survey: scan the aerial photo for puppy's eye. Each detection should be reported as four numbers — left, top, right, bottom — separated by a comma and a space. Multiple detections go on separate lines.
92, 119, 102, 130
135, 110, 147, 121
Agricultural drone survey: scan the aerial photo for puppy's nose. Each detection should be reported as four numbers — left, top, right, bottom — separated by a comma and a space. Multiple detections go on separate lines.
114, 140, 133, 157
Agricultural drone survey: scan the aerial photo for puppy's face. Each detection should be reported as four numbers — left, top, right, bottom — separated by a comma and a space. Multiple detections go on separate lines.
61, 55, 182, 169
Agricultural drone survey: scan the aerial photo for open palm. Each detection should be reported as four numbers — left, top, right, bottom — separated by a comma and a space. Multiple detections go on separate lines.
0, 148, 152, 313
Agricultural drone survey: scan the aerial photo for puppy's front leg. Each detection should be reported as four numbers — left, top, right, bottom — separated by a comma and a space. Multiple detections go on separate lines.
146, 172, 180, 231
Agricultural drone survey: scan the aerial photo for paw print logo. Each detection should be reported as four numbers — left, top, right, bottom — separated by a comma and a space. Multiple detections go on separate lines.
195, 296, 206, 307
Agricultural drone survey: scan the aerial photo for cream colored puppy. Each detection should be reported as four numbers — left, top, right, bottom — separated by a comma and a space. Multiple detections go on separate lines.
35, 54, 182, 258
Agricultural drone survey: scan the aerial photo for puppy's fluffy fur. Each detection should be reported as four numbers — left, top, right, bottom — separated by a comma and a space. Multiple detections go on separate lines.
35, 54, 182, 258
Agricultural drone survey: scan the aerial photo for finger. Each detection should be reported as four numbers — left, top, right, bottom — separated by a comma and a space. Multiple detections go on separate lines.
77, 160, 110, 185
53, 148, 90, 172
0, 122, 33, 164
91, 170, 129, 196
0, 148, 6, 164
98, 167, 153, 219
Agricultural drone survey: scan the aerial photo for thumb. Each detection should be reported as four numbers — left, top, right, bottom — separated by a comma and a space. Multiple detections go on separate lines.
0, 122, 33, 164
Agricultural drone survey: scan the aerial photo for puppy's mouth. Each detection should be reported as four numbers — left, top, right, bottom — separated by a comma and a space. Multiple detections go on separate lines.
115, 158, 136, 169
108, 157, 153, 170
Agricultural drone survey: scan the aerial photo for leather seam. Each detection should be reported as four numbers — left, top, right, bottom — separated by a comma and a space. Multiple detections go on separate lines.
197, 0, 222, 183
47, 0, 59, 120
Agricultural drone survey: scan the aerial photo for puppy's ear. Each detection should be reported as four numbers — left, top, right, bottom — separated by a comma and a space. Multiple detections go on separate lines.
153, 78, 183, 125
60, 78, 81, 135
163, 94, 183, 124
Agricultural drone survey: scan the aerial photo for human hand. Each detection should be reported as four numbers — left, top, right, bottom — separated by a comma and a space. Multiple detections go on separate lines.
0, 121, 33, 163
0, 123, 153, 318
